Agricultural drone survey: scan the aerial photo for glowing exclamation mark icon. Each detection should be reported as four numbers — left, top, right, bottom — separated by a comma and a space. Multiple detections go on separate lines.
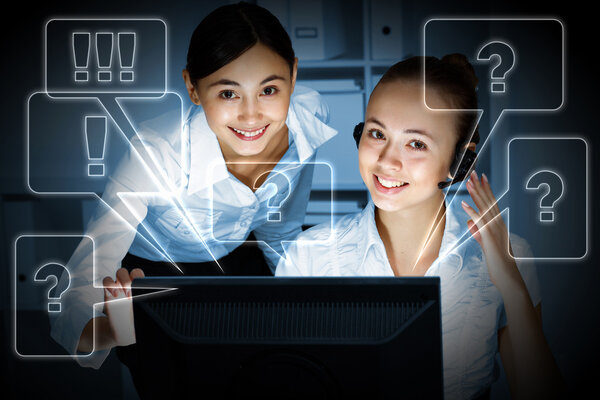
72, 32, 90, 82
118, 32, 136, 82
85, 116, 107, 176
96, 32, 113, 82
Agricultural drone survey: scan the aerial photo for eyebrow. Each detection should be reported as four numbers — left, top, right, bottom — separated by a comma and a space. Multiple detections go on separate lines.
403, 129, 434, 139
366, 118, 434, 139
208, 74, 287, 88
365, 117, 387, 129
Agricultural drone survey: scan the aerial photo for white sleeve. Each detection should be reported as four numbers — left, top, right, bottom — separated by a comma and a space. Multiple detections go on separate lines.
498, 235, 542, 329
49, 136, 165, 368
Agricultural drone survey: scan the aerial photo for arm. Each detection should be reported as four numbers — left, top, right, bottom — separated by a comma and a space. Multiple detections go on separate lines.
461, 171, 564, 399
498, 304, 544, 397
77, 267, 145, 353
50, 138, 159, 367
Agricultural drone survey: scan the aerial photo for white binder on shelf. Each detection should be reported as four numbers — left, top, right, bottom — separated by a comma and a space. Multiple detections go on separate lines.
289, 0, 346, 60
370, 0, 403, 60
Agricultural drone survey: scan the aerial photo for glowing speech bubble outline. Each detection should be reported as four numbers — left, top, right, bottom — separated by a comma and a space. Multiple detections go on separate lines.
207, 160, 336, 260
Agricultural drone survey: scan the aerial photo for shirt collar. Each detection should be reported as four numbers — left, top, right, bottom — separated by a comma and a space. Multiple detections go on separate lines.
434, 196, 472, 272
356, 196, 470, 274
285, 88, 338, 163
356, 200, 387, 270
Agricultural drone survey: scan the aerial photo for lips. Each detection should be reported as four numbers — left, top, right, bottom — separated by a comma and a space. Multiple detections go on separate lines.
228, 124, 269, 141
373, 174, 409, 194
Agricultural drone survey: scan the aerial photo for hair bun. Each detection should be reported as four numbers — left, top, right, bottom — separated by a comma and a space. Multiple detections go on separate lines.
441, 53, 478, 90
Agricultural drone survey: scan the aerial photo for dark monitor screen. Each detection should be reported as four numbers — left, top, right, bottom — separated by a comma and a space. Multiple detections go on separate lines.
131, 277, 443, 399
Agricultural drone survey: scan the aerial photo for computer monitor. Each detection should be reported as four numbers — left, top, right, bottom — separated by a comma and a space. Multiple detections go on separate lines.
131, 277, 443, 399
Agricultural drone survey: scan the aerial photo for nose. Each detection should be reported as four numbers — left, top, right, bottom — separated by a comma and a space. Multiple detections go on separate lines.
377, 142, 403, 171
238, 97, 263, 125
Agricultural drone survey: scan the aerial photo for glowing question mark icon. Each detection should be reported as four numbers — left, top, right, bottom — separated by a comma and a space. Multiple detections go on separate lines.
254, 171, 291, 223
33, 263, 71, 313
525, 170, 564, 223
476, 40, 516, 94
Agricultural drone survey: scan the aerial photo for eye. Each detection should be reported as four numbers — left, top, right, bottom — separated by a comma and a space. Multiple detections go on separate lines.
261, 86, 278, 96
368, 129, 385, 140
408, 139, 427, 151
219, 90, 238, 100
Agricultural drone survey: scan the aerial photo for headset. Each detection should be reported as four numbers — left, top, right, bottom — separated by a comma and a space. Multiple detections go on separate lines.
352, 122, 477, 189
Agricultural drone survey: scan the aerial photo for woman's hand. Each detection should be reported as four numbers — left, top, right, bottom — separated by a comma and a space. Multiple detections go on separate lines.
102, 267, 145, 347
460, 171, 524, 292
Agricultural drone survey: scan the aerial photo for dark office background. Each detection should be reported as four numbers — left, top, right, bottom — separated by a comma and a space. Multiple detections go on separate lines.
1, 0, 598, 398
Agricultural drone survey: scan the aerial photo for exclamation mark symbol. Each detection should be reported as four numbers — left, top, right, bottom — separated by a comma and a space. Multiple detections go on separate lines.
85, 116, 107, 177
118, 32, 136, 82
72, 32, 90, 82
96, 33, 113, 82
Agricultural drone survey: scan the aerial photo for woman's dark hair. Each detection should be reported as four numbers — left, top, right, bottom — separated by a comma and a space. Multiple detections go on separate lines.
186, 2, 295, 83
378, 54, 480, 147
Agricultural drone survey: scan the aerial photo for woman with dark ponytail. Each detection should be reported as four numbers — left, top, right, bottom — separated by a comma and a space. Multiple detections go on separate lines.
278, 54, 564, 399
51, 1, 337, 373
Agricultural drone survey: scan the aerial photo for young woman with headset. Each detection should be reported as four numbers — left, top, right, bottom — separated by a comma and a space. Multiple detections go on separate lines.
277, 55, 564, 399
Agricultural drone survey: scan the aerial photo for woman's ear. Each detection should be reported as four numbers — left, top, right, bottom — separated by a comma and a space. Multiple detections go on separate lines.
466, 142, 476, 152
290, 58, 298, 93
182, 69, 201, 105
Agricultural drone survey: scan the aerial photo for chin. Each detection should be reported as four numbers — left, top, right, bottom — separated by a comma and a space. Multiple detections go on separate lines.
373, 200, 404, 213
370, 191, 405, 212
226, 135, 268, 156
232, 145, 267, 157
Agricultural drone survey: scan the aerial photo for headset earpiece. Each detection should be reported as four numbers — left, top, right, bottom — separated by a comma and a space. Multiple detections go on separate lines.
437, 148, 478, 189
453, 149, 477, 182
353, 122, 364, 148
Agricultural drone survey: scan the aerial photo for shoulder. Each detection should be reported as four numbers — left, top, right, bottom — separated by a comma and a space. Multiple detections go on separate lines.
109, 106, 185, 191
299, 211, 360, 243
289, 211, 358, 256
276, 211, 361, 276
135, 106, 183, 150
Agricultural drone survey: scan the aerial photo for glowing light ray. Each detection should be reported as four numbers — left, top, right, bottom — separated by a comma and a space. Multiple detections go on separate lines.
438, 190, 508, 262
96, 287, 179, 304
98, 96, 223, 273
411, 109, 508, 272
98, 195, 182, 274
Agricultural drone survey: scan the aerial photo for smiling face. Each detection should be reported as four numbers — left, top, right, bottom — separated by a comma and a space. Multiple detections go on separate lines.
183, 42, 297, 160
358, 80, 458, 213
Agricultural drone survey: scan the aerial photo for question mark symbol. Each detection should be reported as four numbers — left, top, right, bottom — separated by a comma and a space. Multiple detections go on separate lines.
476, 40, 516, 94
254, 171, 291, 223
34, 263, 71, 313
525, 170, 564, 223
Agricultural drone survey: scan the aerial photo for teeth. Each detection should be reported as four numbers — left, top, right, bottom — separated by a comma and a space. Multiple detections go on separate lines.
232, 126, 266, 137
377, 176, 406, 188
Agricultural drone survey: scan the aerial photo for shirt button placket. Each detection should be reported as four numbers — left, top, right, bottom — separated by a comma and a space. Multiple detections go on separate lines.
237, 205, 257, 234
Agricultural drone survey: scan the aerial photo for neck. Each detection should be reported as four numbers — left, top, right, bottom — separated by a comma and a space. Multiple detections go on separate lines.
375, 192, 447, 275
